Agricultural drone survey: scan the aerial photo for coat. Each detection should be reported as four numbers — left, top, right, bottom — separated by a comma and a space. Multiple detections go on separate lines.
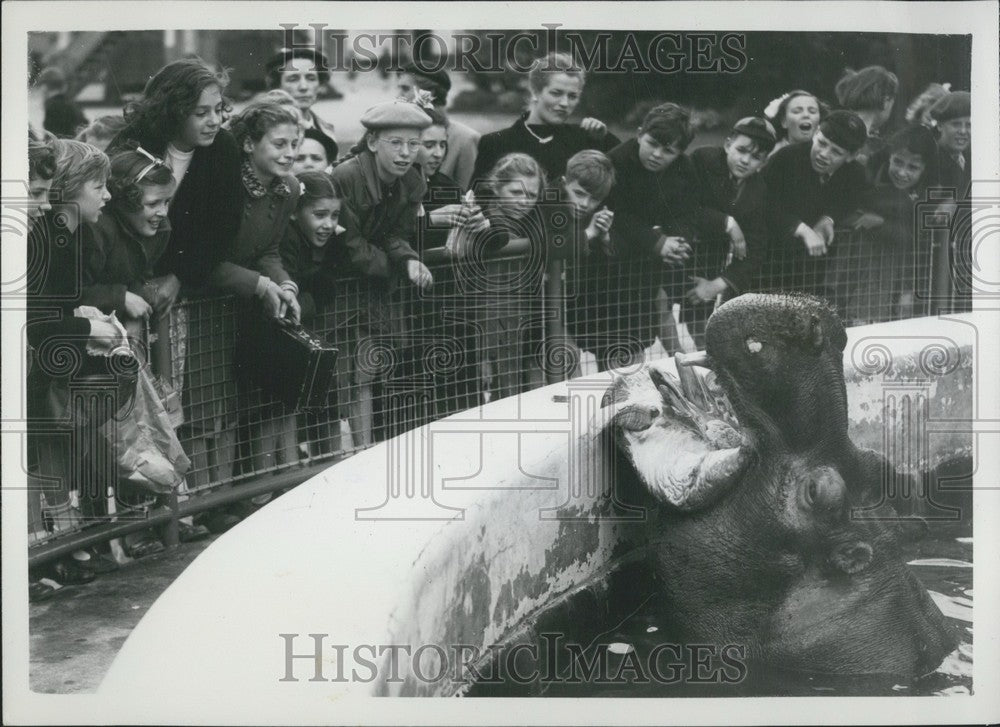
689, 145, 769, 295
472, 113, 620, 185
107, 128, 243, 292
279, 219, 340, 322
438, 119, 480, 192
81, 208, 172, 315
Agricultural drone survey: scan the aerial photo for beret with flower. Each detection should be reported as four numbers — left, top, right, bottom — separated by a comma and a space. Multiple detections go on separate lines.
360, 100, 433, 131
929, 91, 971, 123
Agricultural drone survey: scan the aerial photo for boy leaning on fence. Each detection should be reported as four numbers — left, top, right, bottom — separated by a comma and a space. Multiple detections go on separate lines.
329, 99, 434, 446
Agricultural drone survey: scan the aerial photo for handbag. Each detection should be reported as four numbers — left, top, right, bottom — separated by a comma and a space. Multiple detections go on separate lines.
235, 313, 339, 413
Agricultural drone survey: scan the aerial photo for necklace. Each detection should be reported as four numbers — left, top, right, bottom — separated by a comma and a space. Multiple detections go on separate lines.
523, 120, 554, 145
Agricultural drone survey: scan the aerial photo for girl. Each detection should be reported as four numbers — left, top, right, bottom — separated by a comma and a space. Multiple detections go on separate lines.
26, 139, 120, 595
82, 145, 211, 553
846, 124, 939, 322
472, 52, 619, 183
280, 171, 345, 455
449, 153, 551, 401
764, 89, 823, 156
213, 102, 303, 526
107, 58, 244, 527
416, 105, 475, 252
905, 83, 950, 127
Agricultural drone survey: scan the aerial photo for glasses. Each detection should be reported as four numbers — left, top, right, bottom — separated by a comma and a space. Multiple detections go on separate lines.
379, 138, 423, 153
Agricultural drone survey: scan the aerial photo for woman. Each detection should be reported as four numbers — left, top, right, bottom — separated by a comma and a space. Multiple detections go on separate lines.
265, 48, 338, 162
472, 52, 619, 183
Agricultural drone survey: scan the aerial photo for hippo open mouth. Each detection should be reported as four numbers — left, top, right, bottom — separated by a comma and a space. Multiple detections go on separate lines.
601, 362, 748, 511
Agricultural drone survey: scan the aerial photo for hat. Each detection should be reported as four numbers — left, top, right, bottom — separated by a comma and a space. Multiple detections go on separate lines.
360, 100, 433, 131
818, 110, 868, 153
929, 91, 970, 122
401, 62, 451, 95
731, 116, 777, 150
301, 127, 338, 163
266, 48, 330, 81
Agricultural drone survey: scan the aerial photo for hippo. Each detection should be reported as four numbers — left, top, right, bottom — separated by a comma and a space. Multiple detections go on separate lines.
602, 293, 958, 677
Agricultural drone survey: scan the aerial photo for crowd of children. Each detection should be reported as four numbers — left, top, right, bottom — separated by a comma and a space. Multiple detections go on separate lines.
25, 50, 972, 597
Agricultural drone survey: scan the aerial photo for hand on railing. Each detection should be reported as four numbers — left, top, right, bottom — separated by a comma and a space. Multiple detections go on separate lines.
851, 212, 885, 231
124, 291, 152, 319
725, 216, 747, 260
585, 207, 614, 251
407, 259, 434, 291
656, 232, 692, 266
686, 276, 728, 305
797, 222, 828, 257
147, 274, 181, 318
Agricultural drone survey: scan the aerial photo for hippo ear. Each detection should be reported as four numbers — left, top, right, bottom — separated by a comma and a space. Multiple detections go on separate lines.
808, 314, 825, 350
831, 541, 873, 574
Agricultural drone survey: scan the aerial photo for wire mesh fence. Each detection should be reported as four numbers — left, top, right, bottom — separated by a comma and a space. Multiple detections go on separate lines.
25, 224, 956, 554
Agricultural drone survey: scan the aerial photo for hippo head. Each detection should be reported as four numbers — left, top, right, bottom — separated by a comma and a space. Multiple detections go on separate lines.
603, 359, 957, 679
704, 293, 850, 454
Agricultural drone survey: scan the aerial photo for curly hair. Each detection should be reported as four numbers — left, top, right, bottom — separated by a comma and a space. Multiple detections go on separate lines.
527, 52, 585, 94
115, 58, 231, 154
228, 102, 300, 152
29, 139, 57, 182
834, 66, 899, 112
50, 139, 110, 202
107, 145, 176, 213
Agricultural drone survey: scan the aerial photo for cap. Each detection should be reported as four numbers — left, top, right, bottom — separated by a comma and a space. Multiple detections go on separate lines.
360, 100, 433, 131
929, 91, 970, 123
301, 127, 338, 163
818, 110, 868, 153
731, 116, 777, 150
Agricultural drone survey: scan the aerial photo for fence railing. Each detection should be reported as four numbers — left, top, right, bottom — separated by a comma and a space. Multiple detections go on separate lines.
25, 224, 960, 564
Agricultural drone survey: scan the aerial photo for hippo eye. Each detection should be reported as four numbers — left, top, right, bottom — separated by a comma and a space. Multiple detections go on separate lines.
746, 338, 763, 354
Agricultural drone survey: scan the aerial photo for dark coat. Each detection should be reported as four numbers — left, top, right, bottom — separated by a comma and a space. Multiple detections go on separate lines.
80, 209, 172, 315
329, 150, 423, 283
472, 113, 620, 185
689, 146, 769, 295
108, 129, 243, 292
211, 170, 300, 297
43, 93, 88, 138
279, 219, 339, 321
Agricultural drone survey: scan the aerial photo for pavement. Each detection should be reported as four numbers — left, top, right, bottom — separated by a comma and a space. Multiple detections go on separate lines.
29, 539, 214, 694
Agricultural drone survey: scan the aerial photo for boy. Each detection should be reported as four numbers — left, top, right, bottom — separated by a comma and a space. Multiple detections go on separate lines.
329, 99, 434, 444
293, 127, 338, 175
762, 109, 869, 297
606, 103, 747, 355
686, 116, 776, 346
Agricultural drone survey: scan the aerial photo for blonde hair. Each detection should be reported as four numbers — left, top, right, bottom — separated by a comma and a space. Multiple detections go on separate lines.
527, 52, 585, 94
484, 153, 546, 195
50, 139, 110, 201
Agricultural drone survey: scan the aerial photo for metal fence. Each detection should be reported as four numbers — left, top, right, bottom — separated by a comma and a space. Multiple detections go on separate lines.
25, 223, 960, 564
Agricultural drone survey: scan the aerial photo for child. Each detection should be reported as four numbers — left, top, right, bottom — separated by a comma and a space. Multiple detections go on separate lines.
686, 116, 776, 347
764, 89, 822, 156
210, 101, 303, 526
82, 145, 211, 553
75, 115, 128, 152
279, 171, 346, 456
329, 99, 434, 444
844, 124, 940, 322
605, 103, 745, 355
761, 109, 869, 298
905, 83, 951, 128
293, 127, 338, 175
473, 52, 619, 183
416, 105, 466, 253
834, 65, 900, 167
26, 139, 120, 593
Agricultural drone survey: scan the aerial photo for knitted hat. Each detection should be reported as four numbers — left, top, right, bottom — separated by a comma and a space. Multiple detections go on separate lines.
818, 110, 868, 153
731, 116, 777, 151
929, 91, 971, 122
360, 100, 433, 131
